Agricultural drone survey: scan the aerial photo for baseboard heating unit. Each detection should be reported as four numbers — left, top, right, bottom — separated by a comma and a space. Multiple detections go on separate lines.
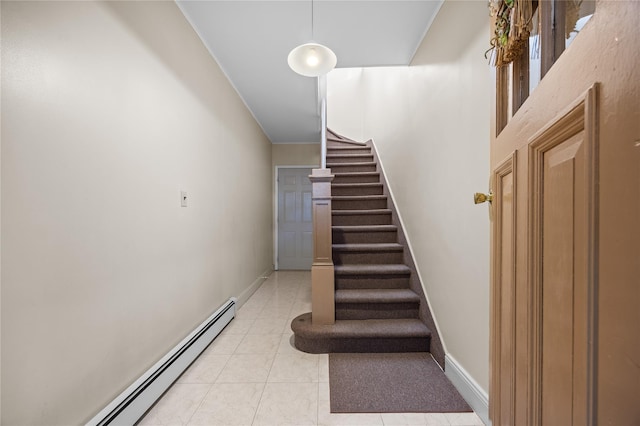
86, 298, 237, 426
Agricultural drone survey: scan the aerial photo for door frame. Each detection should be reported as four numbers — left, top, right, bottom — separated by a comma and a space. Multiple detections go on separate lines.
274, 165, 317, 270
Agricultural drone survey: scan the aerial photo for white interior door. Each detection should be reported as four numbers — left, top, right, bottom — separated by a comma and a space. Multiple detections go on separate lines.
277, 168, 313, 270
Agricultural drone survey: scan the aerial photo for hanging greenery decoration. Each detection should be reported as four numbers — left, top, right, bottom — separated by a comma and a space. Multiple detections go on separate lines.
487, 0, 533, 67
565, 0, 584, 39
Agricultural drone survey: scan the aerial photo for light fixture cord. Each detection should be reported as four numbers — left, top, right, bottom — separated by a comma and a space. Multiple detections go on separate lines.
311, 0, 314, 39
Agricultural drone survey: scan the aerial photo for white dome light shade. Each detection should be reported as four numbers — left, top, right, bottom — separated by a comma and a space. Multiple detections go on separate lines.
288, 43, 337, 77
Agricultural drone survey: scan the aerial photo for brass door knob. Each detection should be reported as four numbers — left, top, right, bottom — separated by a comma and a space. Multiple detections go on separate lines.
474, 192, 493, 204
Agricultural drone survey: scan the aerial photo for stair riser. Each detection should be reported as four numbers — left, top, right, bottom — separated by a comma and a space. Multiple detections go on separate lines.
332, 185, 383, 196
294, 335, 430, 354
335, 276, 411, 289
327, 163, 377, 173
333, 230, 397, 244
332, 199, 387, 210
332, 214, 391, 226
326, 155, 374, 164
327, 148, 372, 155
332, 174, 380, 184
333, 251, 404, 265
327, 141, 366, 148
336, 304, 419, 320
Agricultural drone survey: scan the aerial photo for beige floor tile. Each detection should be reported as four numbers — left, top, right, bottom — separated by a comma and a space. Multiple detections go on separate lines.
247, 317, 288, 334
318, 406, 384, 426
203, 332, 244, 355
266, 296, 296, 306
144, 272, 483, 426
251, 288, 275, 299
381, 413, 435, 425
297, 294, 312, 303
139, 383, 210, 426
222, 318, 255, 334
187, 382, 264, 426
256, 305, 293, 319
235, 333, 282, 355
268, 352, 319, 383
270, 291, 298, 301
274, 293, 297, 300
235, 307, 264, 320
445, 412, 484, 425
277, 332, 300, 354
424, 413, 454, 425
290, 302, 312, 318
318, 354, 329, 383
176, 353, 230, 384
253, 382, 318, 426
241, 294, 271, 308
215, 353, 274, 383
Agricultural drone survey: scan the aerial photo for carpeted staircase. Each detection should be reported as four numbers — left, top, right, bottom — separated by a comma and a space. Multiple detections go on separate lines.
292, 131, 444, 366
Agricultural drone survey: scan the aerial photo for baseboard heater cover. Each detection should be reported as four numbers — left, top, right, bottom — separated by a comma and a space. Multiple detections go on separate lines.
86, 298, 236, 426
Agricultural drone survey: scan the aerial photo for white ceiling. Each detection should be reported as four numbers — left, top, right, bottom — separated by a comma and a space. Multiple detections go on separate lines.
176, 1, 443, 143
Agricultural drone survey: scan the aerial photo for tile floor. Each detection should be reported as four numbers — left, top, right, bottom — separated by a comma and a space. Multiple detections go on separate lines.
140, 271, 485, 426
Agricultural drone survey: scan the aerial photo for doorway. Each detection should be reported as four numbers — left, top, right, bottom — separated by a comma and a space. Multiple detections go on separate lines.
276, 167, 313, 270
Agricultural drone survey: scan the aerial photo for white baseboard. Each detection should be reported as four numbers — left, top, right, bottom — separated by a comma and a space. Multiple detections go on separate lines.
445, 354, 491, 426
235, 268, 272, 308
86, 299, 236, 426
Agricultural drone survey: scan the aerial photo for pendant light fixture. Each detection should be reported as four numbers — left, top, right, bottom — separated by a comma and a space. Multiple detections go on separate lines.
288, 0, 337, 77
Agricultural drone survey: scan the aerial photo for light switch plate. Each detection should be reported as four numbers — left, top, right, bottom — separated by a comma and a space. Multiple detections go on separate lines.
181, 191, 187, 207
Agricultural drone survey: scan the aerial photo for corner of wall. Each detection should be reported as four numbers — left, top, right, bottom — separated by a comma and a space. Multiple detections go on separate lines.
235, 268, 273, 308
445, 354, 490, 426
369, 138, 448, 366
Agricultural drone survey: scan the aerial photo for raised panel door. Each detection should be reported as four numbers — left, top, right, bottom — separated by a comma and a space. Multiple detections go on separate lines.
278, 168, 313, 270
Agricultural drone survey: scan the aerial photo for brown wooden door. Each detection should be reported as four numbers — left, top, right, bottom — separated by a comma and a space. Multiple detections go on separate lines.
488, 1, 639, 425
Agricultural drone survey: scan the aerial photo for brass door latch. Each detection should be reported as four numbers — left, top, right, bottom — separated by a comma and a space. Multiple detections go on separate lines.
474, 192, 493, 204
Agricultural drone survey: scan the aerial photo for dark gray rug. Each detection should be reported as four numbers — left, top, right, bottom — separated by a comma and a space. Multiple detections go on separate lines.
329, 352, 472, 413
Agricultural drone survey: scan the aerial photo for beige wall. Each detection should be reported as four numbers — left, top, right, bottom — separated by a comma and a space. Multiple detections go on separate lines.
272, 143, 320, 170
328, 0, 491, 392
1, 2, 272, 424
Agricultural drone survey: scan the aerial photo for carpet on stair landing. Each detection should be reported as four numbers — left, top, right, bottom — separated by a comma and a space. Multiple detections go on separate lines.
329, 352, 472, 413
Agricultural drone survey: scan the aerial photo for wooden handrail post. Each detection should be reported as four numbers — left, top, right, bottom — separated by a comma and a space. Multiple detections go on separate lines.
309, 168, 335, 325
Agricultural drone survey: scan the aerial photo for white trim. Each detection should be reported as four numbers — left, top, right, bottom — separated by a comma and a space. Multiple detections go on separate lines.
445, 354, 491, 426
86, 299, 236, 426
175, 2, 271, 143
271, 141, 321, 145
370, 138, 448, 355
274, 165, 318, 270
236, 268, 272, 308
408, 0, 445, 64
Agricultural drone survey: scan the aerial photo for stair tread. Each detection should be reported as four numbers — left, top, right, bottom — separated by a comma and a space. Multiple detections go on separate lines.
333, 171, 379, 176
326, 153, 373, 158
333, 243, 403, 252
327, 146, 371, 151
335, 289, 420, 304
332, 209, 391, 215
335, 264, 411, 275
333, 225, 397, 232
292, 313, 430, 339
327, 162, 377, 167
332, 195, 387, 200
332, 183, 382, 187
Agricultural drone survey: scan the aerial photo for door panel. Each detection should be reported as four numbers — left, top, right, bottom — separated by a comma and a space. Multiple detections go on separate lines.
540, 134, 584, 425
491, 85, 599, 425
491, 153, 517, 426
529, 91, 596, 425
490, 3, 639, 424
278, 168, 313, 270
